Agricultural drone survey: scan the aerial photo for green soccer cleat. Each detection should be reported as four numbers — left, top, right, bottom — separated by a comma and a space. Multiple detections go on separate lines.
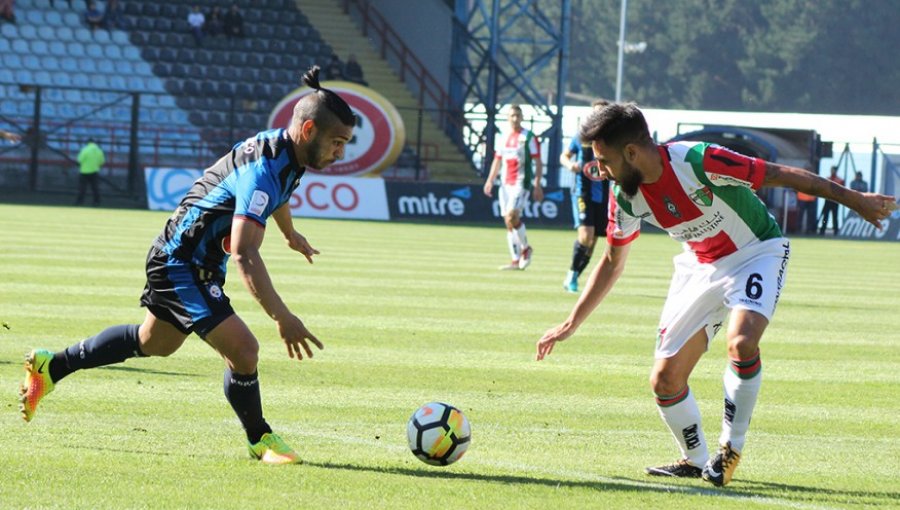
248, 432, 303, 465
702, 442, 742, 487
19, 349, 56, 422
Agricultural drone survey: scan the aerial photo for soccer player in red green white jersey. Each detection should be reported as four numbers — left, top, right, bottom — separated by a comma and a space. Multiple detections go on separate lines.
535, 102, 896, 486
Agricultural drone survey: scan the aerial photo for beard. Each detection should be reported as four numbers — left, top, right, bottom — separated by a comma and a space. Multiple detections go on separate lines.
304, 137, 331, 170
617, 160, 643, 197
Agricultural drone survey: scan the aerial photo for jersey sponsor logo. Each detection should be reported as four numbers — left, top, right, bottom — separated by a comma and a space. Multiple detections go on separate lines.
268, 82, 405, 176
248, 190, 269, 217
690, 186, 713, 207
243, 144, 255, 154
708, 172, 752, 187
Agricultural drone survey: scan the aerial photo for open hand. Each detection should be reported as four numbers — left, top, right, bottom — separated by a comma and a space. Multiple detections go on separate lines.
286, 231, 319, 263
277, 314, 324, 361
535, 322, 576, 361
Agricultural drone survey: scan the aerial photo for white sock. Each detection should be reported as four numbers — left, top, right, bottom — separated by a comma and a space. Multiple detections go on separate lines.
506, 230, 519, 260
514, 223, 529, 250
656, 386, 708, 467
719, 352, 762, 452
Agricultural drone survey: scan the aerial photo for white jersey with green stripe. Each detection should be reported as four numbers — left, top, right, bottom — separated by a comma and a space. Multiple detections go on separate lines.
494, 128, 540, 190
607, 141, 782, 263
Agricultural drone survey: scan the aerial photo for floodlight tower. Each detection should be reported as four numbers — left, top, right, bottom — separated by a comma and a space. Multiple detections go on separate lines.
450, 0, 571, 185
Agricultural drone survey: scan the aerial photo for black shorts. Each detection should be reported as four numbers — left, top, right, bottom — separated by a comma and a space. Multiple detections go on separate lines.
573, 195, 608, 231
139, 245, 235, 337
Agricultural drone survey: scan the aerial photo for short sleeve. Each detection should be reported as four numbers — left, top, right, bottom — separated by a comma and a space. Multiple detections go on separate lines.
606, 196, 641, 246
233, 159, 279, 227
702, 144, 766, 190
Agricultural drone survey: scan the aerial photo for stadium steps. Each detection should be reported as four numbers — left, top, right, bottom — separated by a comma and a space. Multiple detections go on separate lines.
294, 0, 479, 184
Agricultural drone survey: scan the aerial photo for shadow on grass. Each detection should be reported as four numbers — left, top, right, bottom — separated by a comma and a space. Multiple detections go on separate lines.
307, 460, 899, 506
98, 365, 200, 378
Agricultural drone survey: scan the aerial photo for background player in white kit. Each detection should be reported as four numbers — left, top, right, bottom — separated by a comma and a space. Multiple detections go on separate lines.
483, 104, 544, 270
535, 103, 895, 487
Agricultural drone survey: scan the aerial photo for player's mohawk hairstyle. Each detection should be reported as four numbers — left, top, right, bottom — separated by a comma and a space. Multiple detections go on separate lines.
301, 66, 356, 127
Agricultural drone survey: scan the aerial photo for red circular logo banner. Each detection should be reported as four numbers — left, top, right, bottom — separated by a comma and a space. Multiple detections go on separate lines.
268, 81, 406, 176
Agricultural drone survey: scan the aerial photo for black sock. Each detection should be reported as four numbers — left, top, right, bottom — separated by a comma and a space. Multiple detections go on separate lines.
50, 324, 144, 383
571, 241, 593, 274
224, 368, 272, 444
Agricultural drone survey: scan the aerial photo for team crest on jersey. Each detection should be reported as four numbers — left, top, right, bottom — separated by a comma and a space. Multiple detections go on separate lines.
690, 186, 713, 207
207, 283, 223, 300
664, 196, 681, 218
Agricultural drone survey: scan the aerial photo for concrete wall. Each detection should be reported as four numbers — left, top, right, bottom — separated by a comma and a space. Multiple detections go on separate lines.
368, 0, 453, 91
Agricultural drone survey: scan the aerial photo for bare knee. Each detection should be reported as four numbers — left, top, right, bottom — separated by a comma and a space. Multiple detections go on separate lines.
727, 334, 760, 360
227, 341, 260, 374
650, 368, 687, 397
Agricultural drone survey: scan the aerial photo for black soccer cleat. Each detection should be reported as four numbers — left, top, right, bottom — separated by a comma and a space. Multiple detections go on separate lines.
645, 458, 703, 478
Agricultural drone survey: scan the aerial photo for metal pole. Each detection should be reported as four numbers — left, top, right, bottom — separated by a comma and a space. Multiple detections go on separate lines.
28, 86, 42, 192
128, 92, 141, 195
615, 0, 627, 102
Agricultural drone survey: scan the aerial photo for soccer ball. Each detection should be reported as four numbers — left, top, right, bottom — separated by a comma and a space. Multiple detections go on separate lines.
406, 402, 471, 466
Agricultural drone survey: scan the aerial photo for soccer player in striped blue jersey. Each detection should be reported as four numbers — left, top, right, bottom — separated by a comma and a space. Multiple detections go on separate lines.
535, 103, 895, 486
19, 67, 356, 465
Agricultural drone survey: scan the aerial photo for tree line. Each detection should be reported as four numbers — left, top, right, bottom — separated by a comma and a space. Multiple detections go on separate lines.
560, 0, 899, 114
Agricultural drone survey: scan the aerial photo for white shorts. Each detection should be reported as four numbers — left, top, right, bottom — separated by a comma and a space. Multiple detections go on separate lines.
498, 185, 529, 216
655, 237, 791, 359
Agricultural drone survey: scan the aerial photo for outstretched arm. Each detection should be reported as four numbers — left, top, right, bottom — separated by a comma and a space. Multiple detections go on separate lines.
231, 217, 323, 360
272, 203, 319, 263
763, 163, 896, 228
536, 242, 631, 360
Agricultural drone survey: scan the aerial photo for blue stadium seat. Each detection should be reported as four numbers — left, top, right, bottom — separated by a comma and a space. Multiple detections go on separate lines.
109, 75, 126, 90
74, 28, 93, 43
56, 26, 74, 41
37, 25, 56, 41
71, 73, 90, 88
46, 10, 63, 27
41, 56, 60, 71
105, 45, 123, 59
79, 58, 98, 73
135, 61, 152, 75
30, 40, 50, 56
85, 43, 104, 59
97, 59, 115, 74
66, 41, 87, 58
123, 46, 140, 60
0, 22, 16, 39
127, 76, 145, 91
19, 25, 37, 40
63, 12, 81, 27
34, 71, 52, 86
141, 3, 161, 16
3, 53, 22, 69
23, 55, 42, 71
52, 72, 72, 87
15, 70, 33, 85
51, 41, 71, 57
12, 39, 28, 54
64, 89, 83, 103
96, 29, 113, 44
24, 9, 44, 25
112, 31, 130, 45
136, 17, 154, 32
0, 38, 8, 54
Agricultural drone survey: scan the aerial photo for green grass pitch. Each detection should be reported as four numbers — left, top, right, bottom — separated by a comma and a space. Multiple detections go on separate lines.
0, 203, 898, 509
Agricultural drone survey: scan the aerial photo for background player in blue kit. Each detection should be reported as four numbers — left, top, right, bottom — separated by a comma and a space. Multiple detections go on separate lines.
19, 67, 356, 465
559, 99, 610, 293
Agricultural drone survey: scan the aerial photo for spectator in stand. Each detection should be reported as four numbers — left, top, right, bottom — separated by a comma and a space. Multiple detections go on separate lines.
204, 6, 223, 37
84, 1, 103, 32
224, 3, 244, 39
849, 171, 868, 193
102, 0, 124, 30
187, 5, 205, 46
324, 54, 345, 81
344, 54, 368, 86
795, 164, 818, 235
0, 0, 15, 24
819, 166, 845, 235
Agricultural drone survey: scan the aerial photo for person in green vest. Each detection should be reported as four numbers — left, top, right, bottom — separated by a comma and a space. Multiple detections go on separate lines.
76, 138, 105, 206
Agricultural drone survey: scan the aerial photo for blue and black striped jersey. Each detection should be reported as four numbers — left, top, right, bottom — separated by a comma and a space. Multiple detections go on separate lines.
568, 138, 608, 203
155, 128, 305, 274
